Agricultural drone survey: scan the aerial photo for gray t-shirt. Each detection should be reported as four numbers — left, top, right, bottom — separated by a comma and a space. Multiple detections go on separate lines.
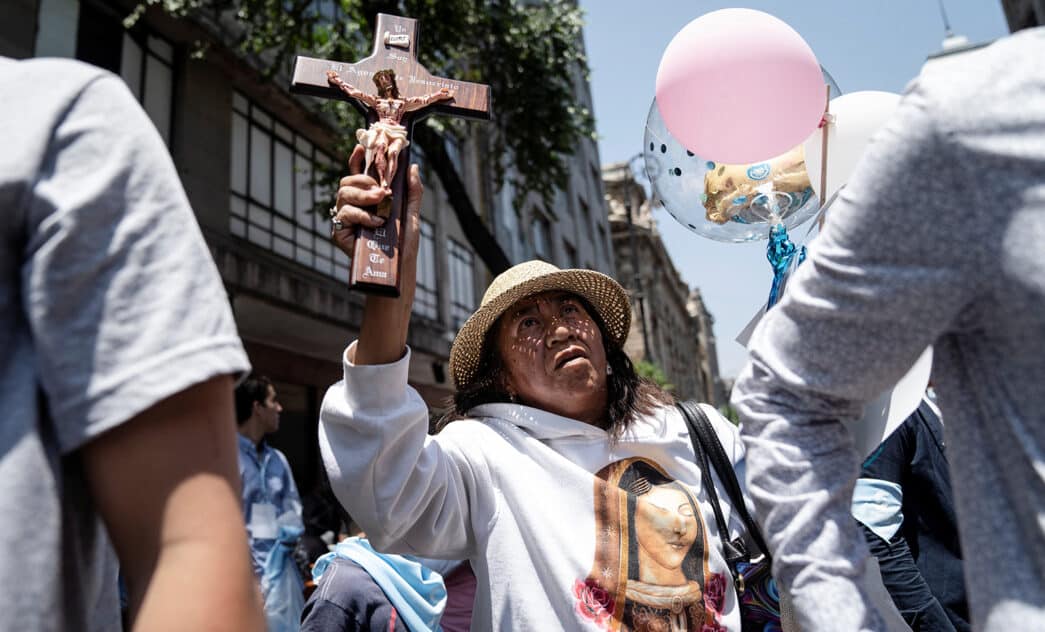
732, 28, 1045, 631
0, 57, 249, 630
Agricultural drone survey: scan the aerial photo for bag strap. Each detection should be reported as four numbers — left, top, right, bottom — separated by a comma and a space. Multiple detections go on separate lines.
676, 401, 772, 561
680, 403, 743, 559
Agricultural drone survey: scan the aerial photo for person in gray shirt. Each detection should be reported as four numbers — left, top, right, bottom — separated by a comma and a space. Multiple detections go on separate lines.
0, 57, 264, 630
731, 21, 1045, 632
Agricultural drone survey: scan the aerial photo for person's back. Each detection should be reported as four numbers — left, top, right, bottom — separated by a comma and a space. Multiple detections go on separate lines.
301, 557, 411, 632
0, 57, 261, 629
909, 27, 1045, 628
732, 27, 1045, 631
300, 538, 450, 632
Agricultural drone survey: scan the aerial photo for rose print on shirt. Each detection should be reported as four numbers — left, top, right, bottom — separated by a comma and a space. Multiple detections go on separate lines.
704, 573, 727, 614
574, 578, 616, 626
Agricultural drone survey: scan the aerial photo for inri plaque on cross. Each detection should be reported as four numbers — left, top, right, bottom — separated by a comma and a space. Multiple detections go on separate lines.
290, 13, 492, 296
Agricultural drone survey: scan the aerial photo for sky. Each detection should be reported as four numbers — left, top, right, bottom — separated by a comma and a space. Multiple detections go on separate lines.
578, 0, 1010, 378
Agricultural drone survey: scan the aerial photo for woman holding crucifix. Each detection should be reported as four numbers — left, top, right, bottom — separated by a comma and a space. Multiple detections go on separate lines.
327, 69, 453, 193
321, 145, 760, 631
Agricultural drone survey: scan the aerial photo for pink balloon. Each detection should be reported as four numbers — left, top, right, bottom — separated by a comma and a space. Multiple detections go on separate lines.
656, 8, 826, 165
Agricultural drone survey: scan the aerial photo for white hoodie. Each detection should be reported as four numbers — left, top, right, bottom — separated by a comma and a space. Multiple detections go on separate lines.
320, 344, 750, 631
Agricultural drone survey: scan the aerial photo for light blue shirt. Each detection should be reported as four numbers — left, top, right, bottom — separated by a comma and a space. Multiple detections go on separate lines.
237, 434, 303, 576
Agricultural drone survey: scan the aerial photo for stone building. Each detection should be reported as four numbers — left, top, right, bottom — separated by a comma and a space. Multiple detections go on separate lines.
3, 0, 614, 497
602, 162, 723, 406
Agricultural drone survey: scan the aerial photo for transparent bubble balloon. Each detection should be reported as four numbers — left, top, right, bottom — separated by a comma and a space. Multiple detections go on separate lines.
645, 69, 841, 243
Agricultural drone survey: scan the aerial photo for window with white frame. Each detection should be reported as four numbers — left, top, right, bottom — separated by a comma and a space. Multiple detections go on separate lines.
228, 91, 350, 280
414, 218, 439, 320
448, 239, 476, 329
119, 33, 174, 145
75, 4, 174, 145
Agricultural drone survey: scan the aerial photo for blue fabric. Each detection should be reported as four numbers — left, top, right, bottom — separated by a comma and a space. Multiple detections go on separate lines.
851, 478, 904, 542
313, 538, 447, 632
261, 525, 305, 632
238, 434, 303, 576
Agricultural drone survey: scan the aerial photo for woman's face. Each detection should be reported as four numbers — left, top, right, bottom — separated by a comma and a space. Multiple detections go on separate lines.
494, 291, 608, 425
635, 484, 698, 577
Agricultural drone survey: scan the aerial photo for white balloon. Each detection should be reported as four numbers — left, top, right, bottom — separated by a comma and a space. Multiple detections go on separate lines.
802, 91, 901, 201
851, 346, 934, 459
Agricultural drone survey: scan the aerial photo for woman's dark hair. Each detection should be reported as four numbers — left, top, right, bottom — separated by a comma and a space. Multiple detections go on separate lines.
438, 295, 673, 439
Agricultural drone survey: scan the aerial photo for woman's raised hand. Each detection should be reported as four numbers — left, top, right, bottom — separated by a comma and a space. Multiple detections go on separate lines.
330, 145, 392, 256
333, 144, 424, 365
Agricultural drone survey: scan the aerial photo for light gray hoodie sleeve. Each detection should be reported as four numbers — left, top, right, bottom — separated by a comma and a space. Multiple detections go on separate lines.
731, 70, 989, 631
318, 343, 489, 560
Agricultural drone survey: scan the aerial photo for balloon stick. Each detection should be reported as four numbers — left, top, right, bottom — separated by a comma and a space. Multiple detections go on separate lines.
818, 84, 832, 230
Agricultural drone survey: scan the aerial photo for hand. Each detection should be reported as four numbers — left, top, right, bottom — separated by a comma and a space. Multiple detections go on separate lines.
333, 144, 424, 366
330, 145, 390, 257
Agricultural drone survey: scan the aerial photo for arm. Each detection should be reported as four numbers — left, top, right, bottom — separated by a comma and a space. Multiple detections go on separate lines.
82, 376, 265, 631
330, 144, 420, 366
319, 344, 482, 559
732, 75, 987, 630
860, 525, 955, 631
321, 147, 483, 558
327, 71, 378, 108
403, 88, 454, 113
25, 71, 260, 629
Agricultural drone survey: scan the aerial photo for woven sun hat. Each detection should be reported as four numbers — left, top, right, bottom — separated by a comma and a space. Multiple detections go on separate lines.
449, 260, 631, 389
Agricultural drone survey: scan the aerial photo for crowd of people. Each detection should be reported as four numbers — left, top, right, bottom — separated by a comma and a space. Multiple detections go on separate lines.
2, 4, 1043, 632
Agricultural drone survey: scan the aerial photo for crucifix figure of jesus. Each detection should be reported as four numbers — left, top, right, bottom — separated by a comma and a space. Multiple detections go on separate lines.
326, 68, 454, 195
290, 13, 491, 296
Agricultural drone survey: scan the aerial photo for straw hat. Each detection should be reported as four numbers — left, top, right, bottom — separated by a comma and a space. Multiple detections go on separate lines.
449, 260, 631, 389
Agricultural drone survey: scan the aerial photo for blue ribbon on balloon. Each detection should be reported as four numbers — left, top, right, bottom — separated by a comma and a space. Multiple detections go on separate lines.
766, 223, 806, 308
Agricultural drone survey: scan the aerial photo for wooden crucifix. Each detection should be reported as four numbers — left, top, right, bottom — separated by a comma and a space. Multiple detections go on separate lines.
290, 13, 492, 296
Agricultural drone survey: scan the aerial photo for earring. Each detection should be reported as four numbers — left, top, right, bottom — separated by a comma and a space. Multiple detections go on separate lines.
507, 391, 517, 403
606, 365, 613, 376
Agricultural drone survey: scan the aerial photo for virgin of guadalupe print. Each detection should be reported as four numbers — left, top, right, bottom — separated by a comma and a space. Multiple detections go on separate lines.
574, 458, 729, 632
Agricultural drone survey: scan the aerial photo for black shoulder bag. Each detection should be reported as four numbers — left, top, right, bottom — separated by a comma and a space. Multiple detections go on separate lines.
676, 401, 784, 631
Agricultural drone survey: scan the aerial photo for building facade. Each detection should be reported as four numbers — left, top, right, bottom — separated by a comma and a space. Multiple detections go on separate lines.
4, 0, 614, 498
602, 162, 724, 406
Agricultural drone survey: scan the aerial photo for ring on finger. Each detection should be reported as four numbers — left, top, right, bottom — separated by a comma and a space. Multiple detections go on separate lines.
331, 218, 344, 231
328, 205, 338, 217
